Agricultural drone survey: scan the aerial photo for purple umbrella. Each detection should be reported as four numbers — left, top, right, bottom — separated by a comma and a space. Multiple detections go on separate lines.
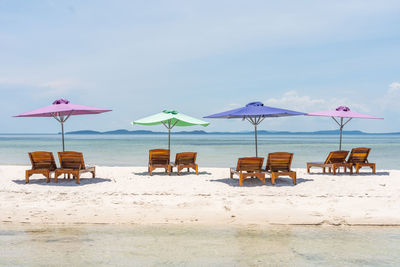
14, 98, 112, 151
205, 102, 305, 156
307, 106, 383, 150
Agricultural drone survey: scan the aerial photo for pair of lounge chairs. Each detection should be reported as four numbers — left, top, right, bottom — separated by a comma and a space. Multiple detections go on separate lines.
148, 149, 198, 176
230, 152, 296, 186
307, 147, 375, 175
26, 151, 95, 184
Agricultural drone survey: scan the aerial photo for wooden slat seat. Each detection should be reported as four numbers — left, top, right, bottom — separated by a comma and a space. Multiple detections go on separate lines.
172, 152, 198, 175
230, 157, 265, 186
148, 149, 171, 176
25, 151, 57, 183
265, 152, 296, 185
54, 151, 95, 184
347, 147, 376, 174
307, 150, 352, 175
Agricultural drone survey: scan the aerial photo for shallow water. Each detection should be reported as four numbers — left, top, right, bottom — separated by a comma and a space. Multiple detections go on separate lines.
1, 134, 400, 169
0, 224, 399, 266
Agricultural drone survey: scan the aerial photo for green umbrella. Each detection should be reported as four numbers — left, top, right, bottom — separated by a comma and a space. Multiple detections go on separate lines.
132, 110, 210, 150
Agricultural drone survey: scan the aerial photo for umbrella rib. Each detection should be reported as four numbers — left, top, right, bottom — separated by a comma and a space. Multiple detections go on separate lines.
63, 111, 73, 123
51, 113, 61, 123
343, 118, 352, 127
331, 117, 341, 127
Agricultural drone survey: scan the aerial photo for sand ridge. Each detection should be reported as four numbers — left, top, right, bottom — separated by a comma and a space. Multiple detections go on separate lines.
0, 165, 399, 226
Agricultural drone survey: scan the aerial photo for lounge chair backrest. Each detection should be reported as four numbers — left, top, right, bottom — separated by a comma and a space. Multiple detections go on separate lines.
29, 151, 57, 171
58, 151, 85, 169
266, 152, 293, 172
175, 152, 197, 165
149, 149, 170, 165
324, 150, 349, 164
347, 147, 371, 163
236, 157, 264, 172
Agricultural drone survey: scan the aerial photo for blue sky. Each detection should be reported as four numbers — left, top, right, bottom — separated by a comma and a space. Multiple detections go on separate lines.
1, 0, 399, 133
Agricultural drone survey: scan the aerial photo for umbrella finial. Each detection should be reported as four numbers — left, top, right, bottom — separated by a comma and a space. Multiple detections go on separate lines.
336, 106, 350, 112
163, 110, 178, 115
246, 102, 264, 107
53, 98, 70, 105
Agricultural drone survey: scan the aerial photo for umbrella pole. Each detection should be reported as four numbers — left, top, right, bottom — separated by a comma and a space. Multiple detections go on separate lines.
339, 117, 343, 150
254, 123, 258, 157
61, 121, 65, 152
168, 127, 171, 151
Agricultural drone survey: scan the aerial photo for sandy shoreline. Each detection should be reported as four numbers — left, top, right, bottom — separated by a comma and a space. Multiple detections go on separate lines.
0, 165, 399, 226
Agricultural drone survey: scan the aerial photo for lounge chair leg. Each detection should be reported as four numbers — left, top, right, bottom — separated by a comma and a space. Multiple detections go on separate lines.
25, 171, 30, 184
76, 175, 80, 184
271, 173, 276, 185
195, 165, 198, 175
372, 164, 376, 174
292, 173, 296, 185
54, 172, 59, 183
239, 173, 243, 186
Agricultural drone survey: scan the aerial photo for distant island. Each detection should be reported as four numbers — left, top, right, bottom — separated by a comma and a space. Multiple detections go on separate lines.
64, 129, 400, 135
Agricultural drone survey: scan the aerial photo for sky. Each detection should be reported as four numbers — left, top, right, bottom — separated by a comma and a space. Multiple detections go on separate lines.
1, 0, 399, 133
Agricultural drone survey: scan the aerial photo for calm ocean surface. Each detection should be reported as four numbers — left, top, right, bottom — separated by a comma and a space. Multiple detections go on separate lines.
0, 224, 399, 266
1, 134, 399, 169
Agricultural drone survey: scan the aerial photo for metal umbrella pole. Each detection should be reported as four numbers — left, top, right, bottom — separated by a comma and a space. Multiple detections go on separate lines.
162, 120, 178, 151
52, 112, 72, 152
332, 117, 352, 150
245, 116, 265, 157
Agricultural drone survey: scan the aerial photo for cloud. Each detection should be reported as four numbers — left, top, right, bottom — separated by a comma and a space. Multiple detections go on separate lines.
0, 77, 85, 98
379, 82, 400, 110
264, 90, 368, 113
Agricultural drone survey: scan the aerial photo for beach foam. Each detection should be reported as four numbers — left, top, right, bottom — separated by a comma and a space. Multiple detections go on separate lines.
1, 165, 399, 226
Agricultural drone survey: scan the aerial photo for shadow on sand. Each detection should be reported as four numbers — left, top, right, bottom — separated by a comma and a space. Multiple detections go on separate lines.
307, 171, 390, 176
13, 177, 112, 186
133, 171, 212, 176
210, 177, 313, 187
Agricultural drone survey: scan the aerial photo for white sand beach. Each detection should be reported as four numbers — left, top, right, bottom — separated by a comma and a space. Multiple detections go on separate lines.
0, 165, 399, 226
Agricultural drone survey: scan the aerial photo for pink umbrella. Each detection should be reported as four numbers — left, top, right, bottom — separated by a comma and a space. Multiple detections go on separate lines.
307, 106, 383, 150
14, 98, 112, 151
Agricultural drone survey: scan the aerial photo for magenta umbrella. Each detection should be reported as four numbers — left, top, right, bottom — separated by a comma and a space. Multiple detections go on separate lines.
14, 98, 112, 151
307, 106, 383, 150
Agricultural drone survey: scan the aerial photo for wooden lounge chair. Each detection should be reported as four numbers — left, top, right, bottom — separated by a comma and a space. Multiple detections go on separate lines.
307, 150, 351, 175
148, 149, 171, 176
265, 152, 296, 185
54, 151, 95, 184
347, 147, 376, 174
25, 151, 57, 183
230, 157, 265, 186
172, 152, 198, 175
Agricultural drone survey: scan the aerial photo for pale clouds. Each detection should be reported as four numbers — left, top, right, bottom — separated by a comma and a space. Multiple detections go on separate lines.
379, 82, 400, 110
0, 77, 85, 98
264, 91, 369, 113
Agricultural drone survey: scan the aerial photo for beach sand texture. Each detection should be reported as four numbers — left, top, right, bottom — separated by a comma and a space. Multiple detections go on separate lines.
0, 165, 399, 226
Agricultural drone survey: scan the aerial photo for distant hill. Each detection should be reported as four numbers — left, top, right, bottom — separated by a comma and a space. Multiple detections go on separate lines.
64, 129, 400, 135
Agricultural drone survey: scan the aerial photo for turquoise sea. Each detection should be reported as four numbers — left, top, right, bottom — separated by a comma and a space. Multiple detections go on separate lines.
0, 224, 400, 266
0, 134, 399, 169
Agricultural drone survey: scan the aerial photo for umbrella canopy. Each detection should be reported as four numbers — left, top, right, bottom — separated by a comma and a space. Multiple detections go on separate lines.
14, 98, 112, 151
132, 110, 210, 150
205, 102, 306, 156
307, 106, 383, 150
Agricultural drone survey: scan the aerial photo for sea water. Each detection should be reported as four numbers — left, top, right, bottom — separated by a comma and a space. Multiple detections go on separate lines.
0, 224, 399, 266
0, 134, 399, 169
